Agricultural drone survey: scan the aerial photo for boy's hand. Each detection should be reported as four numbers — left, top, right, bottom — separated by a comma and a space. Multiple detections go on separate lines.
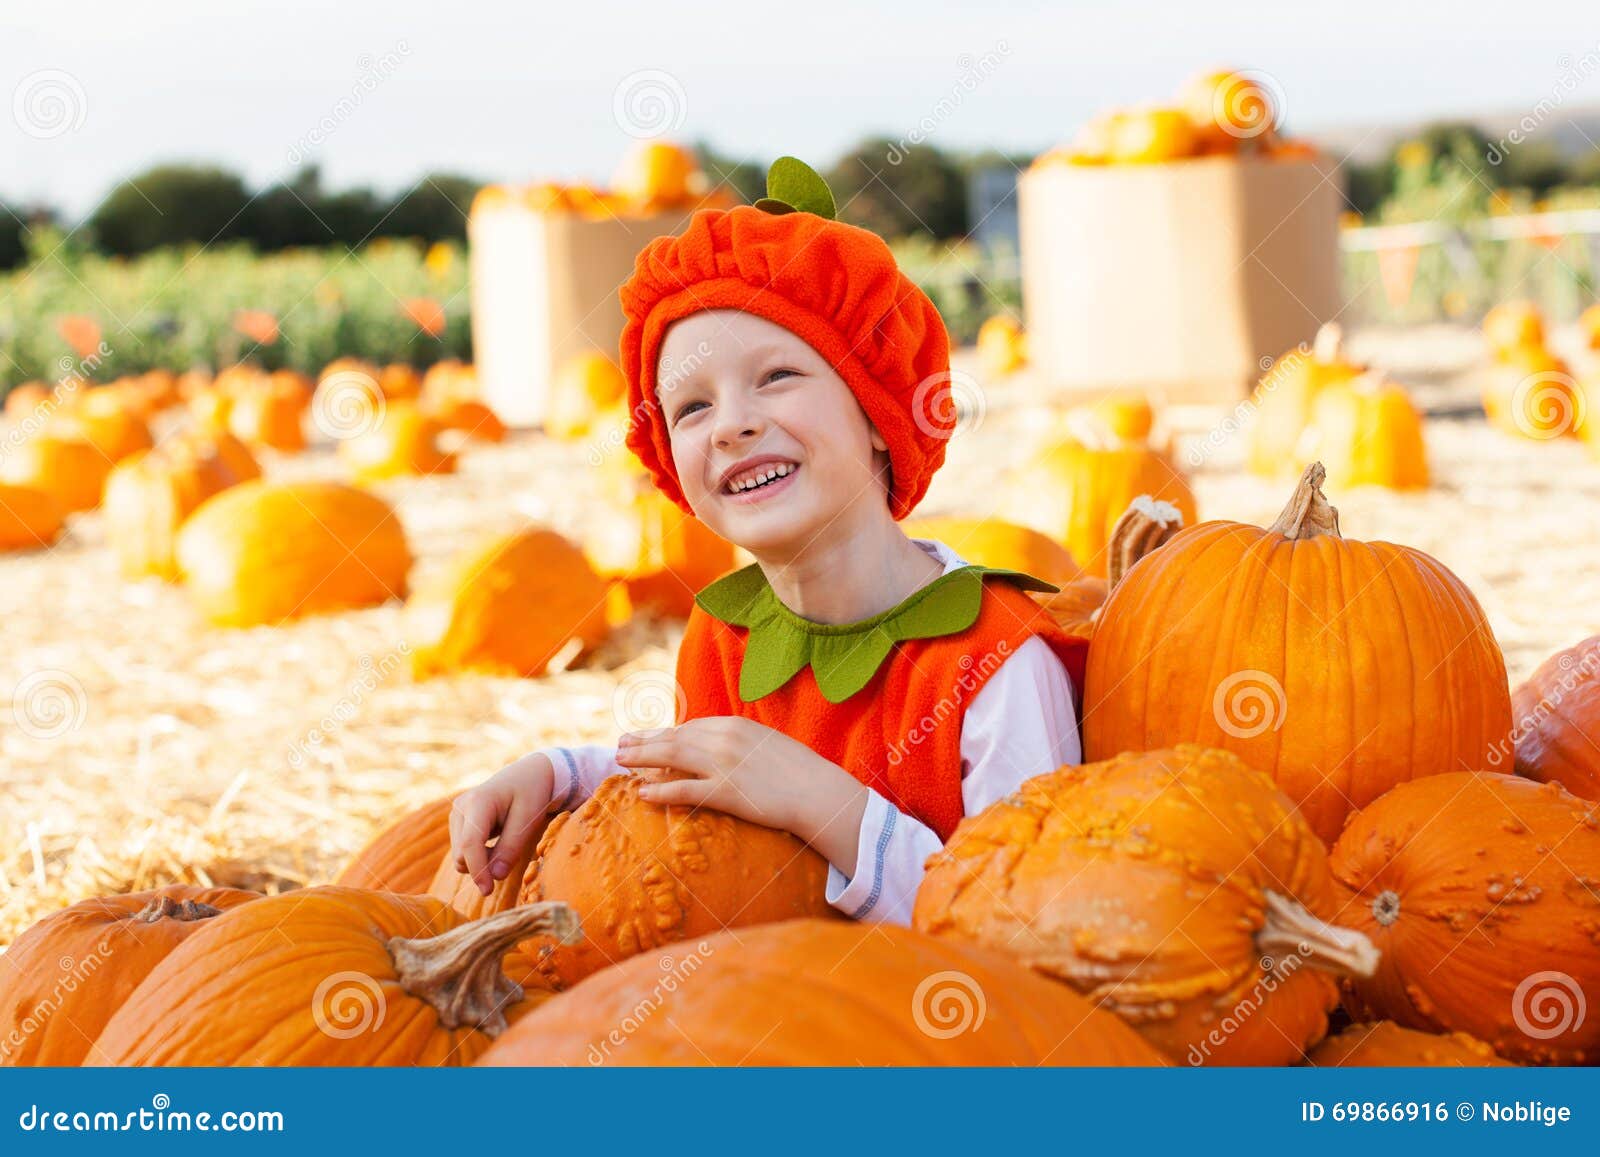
615, 717, 868, 871
448, 752, 554, 897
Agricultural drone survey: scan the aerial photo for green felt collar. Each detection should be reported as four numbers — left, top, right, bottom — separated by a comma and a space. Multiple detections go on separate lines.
693, 563, 1060, 705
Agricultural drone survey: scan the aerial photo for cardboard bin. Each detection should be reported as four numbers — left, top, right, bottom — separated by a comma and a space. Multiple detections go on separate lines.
1018, 155, 1341, 404
469, 191, 694, 428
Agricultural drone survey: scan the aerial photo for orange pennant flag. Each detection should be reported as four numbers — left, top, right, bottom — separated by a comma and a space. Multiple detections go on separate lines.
55, 315, 103, 360
402, 297, 446, 337
1376, 245, 1420, 308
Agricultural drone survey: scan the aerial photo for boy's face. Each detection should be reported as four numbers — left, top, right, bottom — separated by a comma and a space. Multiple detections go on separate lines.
654, 309, 890, 556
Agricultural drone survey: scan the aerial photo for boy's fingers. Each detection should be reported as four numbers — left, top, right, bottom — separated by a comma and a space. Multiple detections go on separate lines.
636, 779, 710, 808
486, 798, 540, 885
454, 796, 500, 890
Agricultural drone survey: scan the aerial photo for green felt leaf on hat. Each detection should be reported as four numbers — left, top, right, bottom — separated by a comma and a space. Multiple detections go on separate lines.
758, 156, 836, 220
693, 562, 1060, 704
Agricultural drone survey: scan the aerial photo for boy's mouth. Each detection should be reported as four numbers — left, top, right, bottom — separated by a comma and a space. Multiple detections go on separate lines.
719, 457, 800, 500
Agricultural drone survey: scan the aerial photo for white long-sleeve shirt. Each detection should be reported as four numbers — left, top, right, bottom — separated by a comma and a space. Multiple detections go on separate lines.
535, 538, 1082, 926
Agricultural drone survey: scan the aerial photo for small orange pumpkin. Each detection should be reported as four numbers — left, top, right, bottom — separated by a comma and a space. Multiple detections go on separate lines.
0, 484, 64, 552
1483, 300, 1545, 355
1511, 634, 1600, 800
102, 444, 239, 580
334, 796, 456, 893
0, 435, 111, 514
1482, 342, 1581, 441
1246, 322, 1364, 478
1295, 373, 1430, 490
338, 401, 457, 483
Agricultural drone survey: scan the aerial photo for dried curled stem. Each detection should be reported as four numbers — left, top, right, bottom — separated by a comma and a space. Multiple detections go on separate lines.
1267, 462, 1342, 541
1106, 495, 1185, 591
1257, 890, 1379, 980
135, 895, 222, 923
389, 902, 581, 1037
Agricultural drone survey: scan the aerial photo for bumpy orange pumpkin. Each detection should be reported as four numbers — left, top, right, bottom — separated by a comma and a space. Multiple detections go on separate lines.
0, 435, 111, 514
338, 401, 457, 483
87, 888, 577, 1066
0, 886, 258, 1066
1296, 373, 1429, 490
903, 515, 1082, 589
1330, 772, 1600, 1065
1001, 438, 1196, 576
1247, 323, 1364, 478
1305, 1021, 1513, 1067
481, 918, 1165, 1066
514, 773, 835, 990
1483, 300, 1545, 355
914, 745, 1378, 1067
1482, 342, 1581, 441
427, 815, 550, 921
1084, 464, 1512, 845
334, 796, 456, 893
176, 480, 411, 626
407, 526, 609, 679
0, 485, 63, 552
546, 353, 626, 440
1511, 635, 1600, 799
584, 483, 739, 618
103, 444, 241, 580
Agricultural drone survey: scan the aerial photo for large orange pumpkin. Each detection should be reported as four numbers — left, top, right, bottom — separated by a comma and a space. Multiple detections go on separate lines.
1305, 1021, 1513, 1067
513, 773, 835, 990
1510, 635, 1600, 800
479, 919, 1166, 1066
0, 886, 258, 1066
334, 796, 456, 893
87, 888, 578, 1066
0, 435, 112, 514
914, 746, 1378, 1066
407, 526, 609, 679
902, 515, 1083, 589
1084, 464, 1512, 846
0, 484, 63, 552
423, 397, 506, 444
175, 480, 411, 627
1330, 772, 1600, 1065
1001, 439, 1196, 577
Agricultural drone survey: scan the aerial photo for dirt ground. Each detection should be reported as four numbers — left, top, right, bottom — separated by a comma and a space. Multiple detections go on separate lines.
3, 323, 1598, 946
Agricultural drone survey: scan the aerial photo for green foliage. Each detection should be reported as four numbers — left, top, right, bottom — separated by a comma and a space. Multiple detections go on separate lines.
826, 139, 969, 240
89, 166, 254, 255
0, 237, 469, 390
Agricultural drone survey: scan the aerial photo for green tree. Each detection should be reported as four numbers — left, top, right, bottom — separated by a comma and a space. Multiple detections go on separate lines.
88, 165, 253, 254
825, 139, 968, 240
693, 140, 764, 205
381, 174, 481, 242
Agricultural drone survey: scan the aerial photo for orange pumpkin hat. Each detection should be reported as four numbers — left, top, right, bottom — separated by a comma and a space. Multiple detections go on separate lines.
619, 158, 953, 520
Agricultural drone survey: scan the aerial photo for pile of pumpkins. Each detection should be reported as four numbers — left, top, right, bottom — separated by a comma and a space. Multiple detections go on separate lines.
1479, 299, 1600, 448
471, 141, 735, 222
1033, 68, 1319, 168
4, 463, 1596, 1067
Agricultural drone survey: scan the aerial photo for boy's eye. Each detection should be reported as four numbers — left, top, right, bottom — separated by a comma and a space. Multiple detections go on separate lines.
673, 399, 708, 424
763, 368, 798, 384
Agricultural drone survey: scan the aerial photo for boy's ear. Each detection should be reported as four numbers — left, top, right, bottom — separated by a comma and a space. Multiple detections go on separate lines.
869, 424, 889, 453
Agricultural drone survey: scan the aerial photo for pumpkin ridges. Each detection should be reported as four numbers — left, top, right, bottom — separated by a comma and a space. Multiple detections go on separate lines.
335, 796, 455, 893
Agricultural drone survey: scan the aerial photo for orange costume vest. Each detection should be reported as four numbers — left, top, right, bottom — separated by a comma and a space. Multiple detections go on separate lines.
675, 563, 1089, 842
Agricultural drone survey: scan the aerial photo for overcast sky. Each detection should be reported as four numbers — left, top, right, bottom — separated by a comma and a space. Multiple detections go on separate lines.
5, 0, 1599, 218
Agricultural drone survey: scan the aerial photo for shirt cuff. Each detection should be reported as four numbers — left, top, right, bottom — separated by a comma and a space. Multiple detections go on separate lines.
825, 789, 896, 920
545, 746, 583, 813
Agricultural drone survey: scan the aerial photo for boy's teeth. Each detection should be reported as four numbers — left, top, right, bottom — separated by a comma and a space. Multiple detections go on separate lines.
730, 463, 794, 492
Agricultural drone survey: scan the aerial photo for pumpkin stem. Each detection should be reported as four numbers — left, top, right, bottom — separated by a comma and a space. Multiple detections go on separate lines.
388, 902, 580, 1037
1266, 463, 1342, 541
1106, 495, 1185, 591
135, 895, 223, 923
1371, 889, 1401, 926
1257, 890, 1379, 980
1312, 322, 1344, 364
